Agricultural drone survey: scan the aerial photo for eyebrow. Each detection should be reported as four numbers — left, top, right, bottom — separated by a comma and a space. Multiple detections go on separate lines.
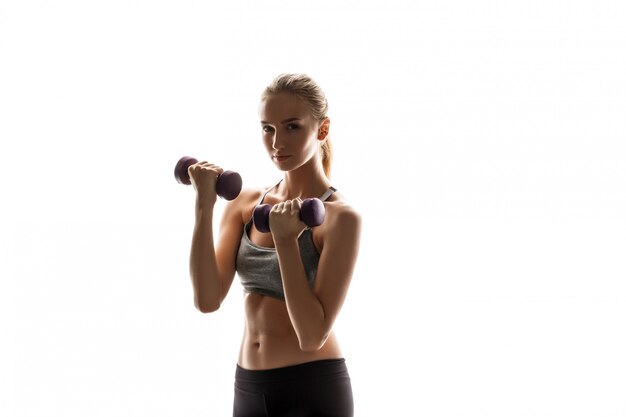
260, 117, 302, 125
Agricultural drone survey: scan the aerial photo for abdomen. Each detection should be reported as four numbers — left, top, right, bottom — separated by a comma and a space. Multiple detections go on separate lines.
238, 293, 343, 370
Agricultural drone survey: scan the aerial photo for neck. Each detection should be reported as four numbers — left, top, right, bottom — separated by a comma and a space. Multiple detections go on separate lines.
278, 157, 331, 200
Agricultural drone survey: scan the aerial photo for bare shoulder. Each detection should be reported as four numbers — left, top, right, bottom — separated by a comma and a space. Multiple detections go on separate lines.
324, 192, 362, 224
313, 191, 362, 282
319, 192, 362, 247
231, 186, 269, 225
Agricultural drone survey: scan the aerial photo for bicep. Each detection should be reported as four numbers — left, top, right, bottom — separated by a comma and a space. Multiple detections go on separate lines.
314, 209, 362, 328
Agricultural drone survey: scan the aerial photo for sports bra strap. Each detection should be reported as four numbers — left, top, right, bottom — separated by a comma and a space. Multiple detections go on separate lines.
319, 186, 337, 202
259, 180, 283, 205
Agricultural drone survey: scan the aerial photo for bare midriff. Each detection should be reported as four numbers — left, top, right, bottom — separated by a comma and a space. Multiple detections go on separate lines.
237, 292, 343, 370
236, 187, 344, 370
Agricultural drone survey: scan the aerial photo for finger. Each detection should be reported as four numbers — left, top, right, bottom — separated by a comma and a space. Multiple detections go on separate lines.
189, 161, 208, 171
199, 163, 223, 174
196, 161, 222, 170
283, 200, 294, 213
271, 203, 283, 213
188, 164, 223, 182
292, 198, 302, 212
209, 166, 224, 175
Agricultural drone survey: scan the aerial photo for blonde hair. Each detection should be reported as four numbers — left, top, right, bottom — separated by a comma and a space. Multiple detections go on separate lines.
261, 73, 333, 178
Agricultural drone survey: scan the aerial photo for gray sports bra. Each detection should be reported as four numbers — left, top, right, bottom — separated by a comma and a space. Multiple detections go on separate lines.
235, 180, 337, 301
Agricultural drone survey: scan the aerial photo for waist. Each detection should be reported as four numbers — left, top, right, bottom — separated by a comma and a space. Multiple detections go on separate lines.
238, 328, 343, 370
236, 358, 349, 383
240, 294, 343, 369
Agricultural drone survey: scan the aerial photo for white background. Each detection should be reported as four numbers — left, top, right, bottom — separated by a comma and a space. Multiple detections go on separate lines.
1, 0, 625, 416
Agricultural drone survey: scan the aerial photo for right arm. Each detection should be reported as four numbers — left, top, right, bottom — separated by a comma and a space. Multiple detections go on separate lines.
187, 162, 244, 313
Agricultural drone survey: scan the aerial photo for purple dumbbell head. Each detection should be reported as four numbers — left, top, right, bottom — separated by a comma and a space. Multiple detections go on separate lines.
216, 170, 242, 201
253, 204, 272, 233
174, 156, 198, 185
300, 198, 325, 227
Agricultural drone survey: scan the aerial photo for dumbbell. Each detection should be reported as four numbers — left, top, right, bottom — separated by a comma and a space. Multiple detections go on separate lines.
253, 198, 325, 233
174, 156, 242, 201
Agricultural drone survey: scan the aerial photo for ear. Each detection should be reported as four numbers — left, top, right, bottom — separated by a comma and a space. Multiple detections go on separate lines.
318, 118, 330, 140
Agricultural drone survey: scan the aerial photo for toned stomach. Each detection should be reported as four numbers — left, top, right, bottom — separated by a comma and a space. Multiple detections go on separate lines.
238, 292, 343, 370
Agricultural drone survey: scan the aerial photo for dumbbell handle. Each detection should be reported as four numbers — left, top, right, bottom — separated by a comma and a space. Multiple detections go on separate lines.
174, 156, 242, 201
253, 198, 325, 233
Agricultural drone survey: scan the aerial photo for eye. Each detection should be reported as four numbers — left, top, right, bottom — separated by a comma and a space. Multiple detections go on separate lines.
262, 125, 274, 133
286, 123, 299, 130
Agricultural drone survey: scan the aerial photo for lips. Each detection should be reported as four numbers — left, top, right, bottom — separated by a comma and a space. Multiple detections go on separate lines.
273, 155, 291, 161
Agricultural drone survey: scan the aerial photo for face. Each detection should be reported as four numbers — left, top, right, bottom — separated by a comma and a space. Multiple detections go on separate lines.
258, 92, 328, 171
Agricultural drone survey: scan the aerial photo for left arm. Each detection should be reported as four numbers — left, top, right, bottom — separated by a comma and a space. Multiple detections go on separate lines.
272, 203, 362, 352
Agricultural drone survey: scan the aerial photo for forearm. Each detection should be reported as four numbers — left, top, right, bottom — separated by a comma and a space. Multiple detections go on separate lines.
274, 238, 327, 351
189, 205, 221, 312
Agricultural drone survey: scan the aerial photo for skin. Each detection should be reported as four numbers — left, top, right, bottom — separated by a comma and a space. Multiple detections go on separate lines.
187, 91, 362, 370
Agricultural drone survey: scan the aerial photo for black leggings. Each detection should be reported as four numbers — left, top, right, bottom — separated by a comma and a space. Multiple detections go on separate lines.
233, 358, 354, 417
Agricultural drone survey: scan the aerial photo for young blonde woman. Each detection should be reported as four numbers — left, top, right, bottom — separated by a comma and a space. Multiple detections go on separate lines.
187, 73, 361, 417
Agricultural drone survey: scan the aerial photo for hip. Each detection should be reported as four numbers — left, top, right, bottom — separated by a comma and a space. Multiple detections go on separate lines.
234, 358, 354, 417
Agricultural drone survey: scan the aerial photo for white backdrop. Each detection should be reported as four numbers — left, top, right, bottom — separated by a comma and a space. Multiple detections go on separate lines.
1, 1, 625, 416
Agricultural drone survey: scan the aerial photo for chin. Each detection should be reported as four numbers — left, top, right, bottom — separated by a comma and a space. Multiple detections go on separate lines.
273, 159, 298, 171
275, 165, 294, 172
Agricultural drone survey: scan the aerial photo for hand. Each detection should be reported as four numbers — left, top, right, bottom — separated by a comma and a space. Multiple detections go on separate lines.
187, 161, 224, 206
269, 198, 307, 242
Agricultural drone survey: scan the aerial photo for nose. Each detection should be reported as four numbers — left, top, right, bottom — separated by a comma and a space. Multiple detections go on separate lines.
272, 132, 287, 151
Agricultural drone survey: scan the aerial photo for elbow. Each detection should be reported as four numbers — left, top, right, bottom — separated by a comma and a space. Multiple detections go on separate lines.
299, 341, 322, 353
198, 304, 220, 314
299, 333, 329, 353
195, 298, 220, 314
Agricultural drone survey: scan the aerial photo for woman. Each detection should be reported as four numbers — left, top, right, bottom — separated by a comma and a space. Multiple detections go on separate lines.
187, 73, 361, 417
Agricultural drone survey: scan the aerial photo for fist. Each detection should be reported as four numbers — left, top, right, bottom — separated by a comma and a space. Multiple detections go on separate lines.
269, 198, 307, 241
187, 161, 224, 203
